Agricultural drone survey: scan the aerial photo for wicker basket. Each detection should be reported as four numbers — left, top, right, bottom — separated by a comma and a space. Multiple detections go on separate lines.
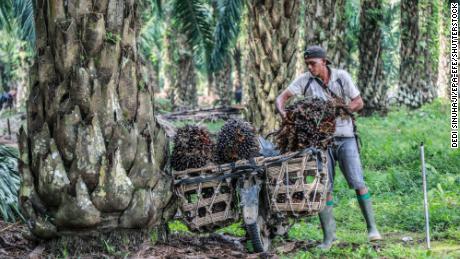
263, 149, 329, 216
173, 157, 264, 231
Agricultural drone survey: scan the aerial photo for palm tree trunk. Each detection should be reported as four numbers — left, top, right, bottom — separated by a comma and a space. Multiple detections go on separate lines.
358, 0, 387, 114
398, 0, 422, 107
437, 0, 450, 98
304, 0, 348, 69
175, 36, 198, 109
19, 0, 173, 238
419, 0, 440, 102
233, 45, 243, 93
246, 0, 300, 133
215, 58, 233, 106
164, 27, 178, 106
398, 0, 439, 107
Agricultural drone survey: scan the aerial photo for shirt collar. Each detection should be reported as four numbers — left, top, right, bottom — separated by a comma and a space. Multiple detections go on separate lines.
311, 66, 336, 87
328, 66, 338, 83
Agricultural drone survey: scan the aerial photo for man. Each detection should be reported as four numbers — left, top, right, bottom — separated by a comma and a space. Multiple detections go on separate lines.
0, 89, 17, 111
275, 45, 382, 249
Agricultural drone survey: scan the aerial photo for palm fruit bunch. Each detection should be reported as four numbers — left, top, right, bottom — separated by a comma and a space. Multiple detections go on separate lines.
276, 98, 337, 153
171, 125, 214, 171
215, 118, 260, 163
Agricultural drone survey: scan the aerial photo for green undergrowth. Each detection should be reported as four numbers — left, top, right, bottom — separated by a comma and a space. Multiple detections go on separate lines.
169, 99, 459, 258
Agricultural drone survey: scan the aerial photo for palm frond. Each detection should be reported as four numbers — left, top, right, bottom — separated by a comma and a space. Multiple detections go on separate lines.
12, 0, 35, 45
209, 0, 243, 72
155, 0, 162, 17
172, 0, 213, 56
0, 0, 35, 48
0, 144, 24, 223
139, 15, 164, 62
0, 0, 14, 32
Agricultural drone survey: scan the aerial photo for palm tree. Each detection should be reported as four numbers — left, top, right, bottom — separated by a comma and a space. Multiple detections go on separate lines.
437, 0, 450, 98
19, 0, 173, 238
304, 0, 348, 69
0, 0, 35, 47
246, 1, 301, 133
397, 0, 439, 107
215, 57, 233, 106
0, 0, 35, 106
175, 34, 198, 108
418, 0, 440, 102
358, 0, 387, 113
170, 0, 213, 108
209, 0, 243, 106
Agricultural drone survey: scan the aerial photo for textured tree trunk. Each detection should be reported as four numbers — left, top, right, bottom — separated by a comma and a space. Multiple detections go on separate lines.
438, 0, 450, 98
233, 45, 243, 92
304, 0, 348, 69
358, 0, 387, 114
164, 28, 178, 106
398, 0, 439, 107
175, 36, 198, 110
19, 0, 174, 239
419, 0, 439, 102
246, 1, 300, 134
215, 58, 233, 106
398, 0, 421, 107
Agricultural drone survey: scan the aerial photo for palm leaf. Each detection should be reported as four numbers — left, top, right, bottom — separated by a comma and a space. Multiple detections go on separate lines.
209, 0, 243, 72
139, 15, 164, 61
12, 0, 35, 45
0, 0, 35, 49
0, 144, 24, 222
0, 0, 14, 32
172, 0, 213, 57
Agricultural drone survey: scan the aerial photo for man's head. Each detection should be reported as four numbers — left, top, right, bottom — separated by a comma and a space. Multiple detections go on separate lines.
303, 45, 330, 76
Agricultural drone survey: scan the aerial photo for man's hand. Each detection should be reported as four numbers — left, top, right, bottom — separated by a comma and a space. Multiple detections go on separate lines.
332, 96, 364, 113
276, 89, 293, 120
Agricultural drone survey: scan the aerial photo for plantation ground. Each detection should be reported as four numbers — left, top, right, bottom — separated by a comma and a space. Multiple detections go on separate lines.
0, 100, 459, 258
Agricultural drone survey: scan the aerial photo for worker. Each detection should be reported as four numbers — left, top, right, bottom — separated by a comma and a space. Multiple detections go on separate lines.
0, 89, 17, 111
275, 45, 382, 249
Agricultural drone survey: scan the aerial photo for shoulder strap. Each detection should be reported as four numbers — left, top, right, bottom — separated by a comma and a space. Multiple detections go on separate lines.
336, 78, 345, 98
302, 76, 346, 99
303, 77, 314, 97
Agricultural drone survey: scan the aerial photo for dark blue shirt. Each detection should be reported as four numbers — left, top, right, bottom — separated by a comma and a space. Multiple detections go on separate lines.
0, 93, 13, 110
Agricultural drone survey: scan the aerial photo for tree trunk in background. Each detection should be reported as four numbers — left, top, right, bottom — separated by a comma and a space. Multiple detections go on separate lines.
304, 0, 348, 69
358, 0, 387, 114
175, 36, 197, 110
418, 0, 439, 102
438, 1, 450, 98
233, 45, 243, 92
398, 0, 439, 107
19, 0, 174, 239
164, 28, 178, 106
398, 0, 422, 107
246, 1, 300, 134
215, 58, 233, 106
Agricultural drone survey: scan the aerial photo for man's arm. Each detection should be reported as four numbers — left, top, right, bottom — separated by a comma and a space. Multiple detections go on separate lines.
349, 95, 364, 112
275, 89, 294, 118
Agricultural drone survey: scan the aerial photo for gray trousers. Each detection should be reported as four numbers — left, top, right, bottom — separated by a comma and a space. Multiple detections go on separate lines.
327, 136, 366, 191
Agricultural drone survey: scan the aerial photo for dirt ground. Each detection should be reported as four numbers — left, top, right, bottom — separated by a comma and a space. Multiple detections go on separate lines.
0, 221, 282, 258
0, 111, 24, 146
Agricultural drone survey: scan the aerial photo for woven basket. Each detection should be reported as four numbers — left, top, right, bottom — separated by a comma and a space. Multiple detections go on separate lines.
173, 157, 264, 231
263, 149, 329, 216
